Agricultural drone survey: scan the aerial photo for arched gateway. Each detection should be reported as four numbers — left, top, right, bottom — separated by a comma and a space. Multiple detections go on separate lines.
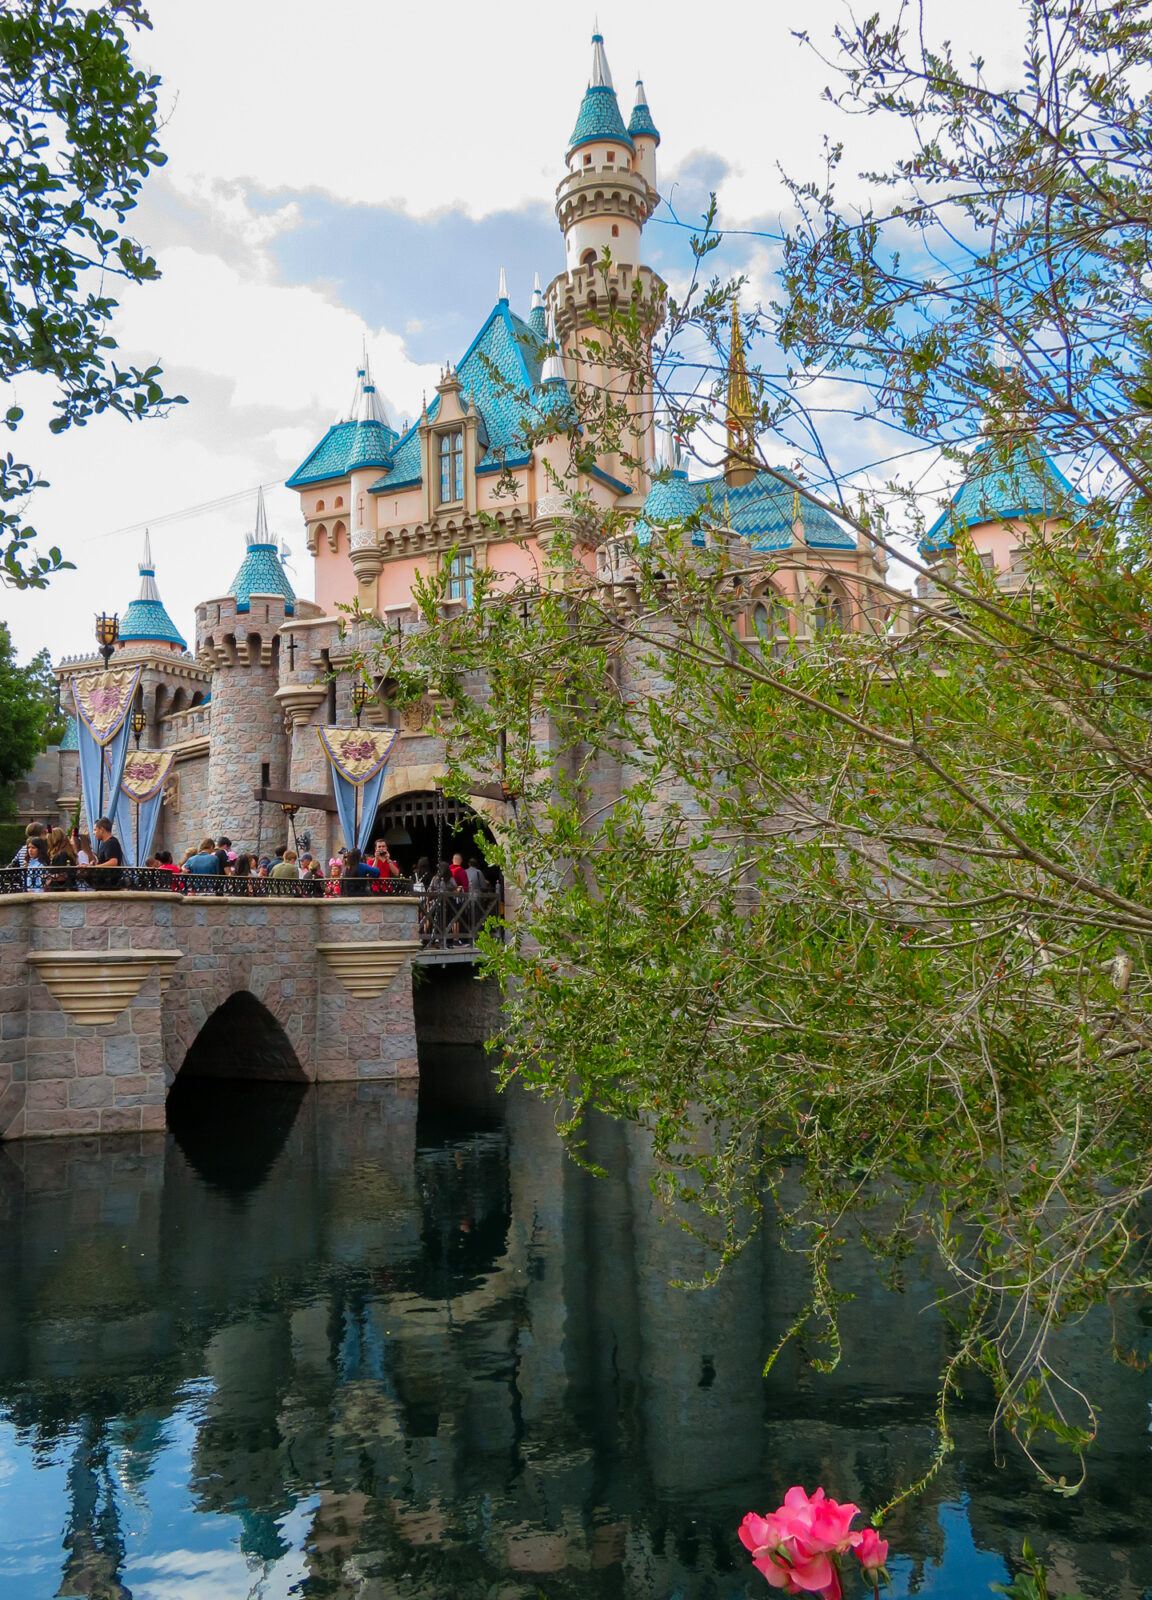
372, 790, 495, 874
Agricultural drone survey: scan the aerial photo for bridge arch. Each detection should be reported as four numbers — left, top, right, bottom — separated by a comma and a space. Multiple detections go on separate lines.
172, 990, 306, 1087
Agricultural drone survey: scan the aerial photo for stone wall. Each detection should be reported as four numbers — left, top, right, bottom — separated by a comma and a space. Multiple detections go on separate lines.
413, 964, 504, 1045
0, 890, 421, 1140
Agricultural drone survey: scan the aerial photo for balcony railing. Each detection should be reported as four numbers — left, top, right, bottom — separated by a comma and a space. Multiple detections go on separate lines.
0, 868, 503, 953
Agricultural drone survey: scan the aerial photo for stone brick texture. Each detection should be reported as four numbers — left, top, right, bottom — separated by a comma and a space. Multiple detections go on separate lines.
0, 891, 420, 1141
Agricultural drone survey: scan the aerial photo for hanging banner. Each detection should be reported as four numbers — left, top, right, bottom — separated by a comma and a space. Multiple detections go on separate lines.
72, 665, 144, 832
318, 727, 399, 852
72, 666, 143, 747
119, 748, 175, 803
114, 749, 176, 866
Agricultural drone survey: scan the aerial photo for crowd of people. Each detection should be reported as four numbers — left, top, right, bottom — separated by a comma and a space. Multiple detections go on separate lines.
6, 820, 501, 944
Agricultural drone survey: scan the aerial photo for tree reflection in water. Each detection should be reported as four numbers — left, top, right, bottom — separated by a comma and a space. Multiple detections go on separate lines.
0, 1054, 1148, 1599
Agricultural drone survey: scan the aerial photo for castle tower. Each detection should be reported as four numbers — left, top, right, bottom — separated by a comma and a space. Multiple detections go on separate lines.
195, 489, 296, 850
548, 29, 665, 492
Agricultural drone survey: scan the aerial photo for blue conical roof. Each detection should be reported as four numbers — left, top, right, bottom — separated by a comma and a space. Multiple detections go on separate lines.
230, 490, 295, 615
119, 532, 187, 648
287, 358, 397, 488
568, 32, 632, 153
922, 441, 1086, 554
628, 80, 660, 143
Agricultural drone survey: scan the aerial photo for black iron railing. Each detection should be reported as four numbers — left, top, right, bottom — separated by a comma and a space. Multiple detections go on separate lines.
0, 867, 504, 951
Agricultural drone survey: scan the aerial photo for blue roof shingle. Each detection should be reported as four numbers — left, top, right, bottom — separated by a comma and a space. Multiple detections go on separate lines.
287, 418, 396, 489
370, 302, 544, 494
119, 597, 188, 649
637, 468, 855, 551
922, 443, 1086, 554
229, 544, 296, 615
569, 84, 632, 152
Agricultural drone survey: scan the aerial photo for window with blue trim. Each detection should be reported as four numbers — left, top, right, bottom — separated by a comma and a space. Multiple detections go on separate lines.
438, 429, 464, 504
448, 549, 474, 607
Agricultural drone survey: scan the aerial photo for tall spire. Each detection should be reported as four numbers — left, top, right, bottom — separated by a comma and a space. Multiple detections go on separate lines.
540, 306, 566, 387
590, 26, 614, 89
528, 272, 547, 341
353, 354, 392, 428
253, 484, 270, 545
137, 529, 160, 601
724, 296, 757, 487
498, 265, 509, 304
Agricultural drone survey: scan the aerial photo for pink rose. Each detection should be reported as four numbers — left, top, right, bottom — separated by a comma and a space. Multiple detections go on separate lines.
854, 1528, 889, 1573
740, 1488, 871, 1600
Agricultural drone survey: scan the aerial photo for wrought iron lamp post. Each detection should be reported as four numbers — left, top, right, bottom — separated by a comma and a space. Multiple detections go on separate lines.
92, 615, 121, 818
350, 679, 373, 849
130, 710, 147, 868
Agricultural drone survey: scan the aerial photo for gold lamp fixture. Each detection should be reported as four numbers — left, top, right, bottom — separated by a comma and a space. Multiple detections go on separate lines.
95, 612, 120, 667
131, 709, 147, 747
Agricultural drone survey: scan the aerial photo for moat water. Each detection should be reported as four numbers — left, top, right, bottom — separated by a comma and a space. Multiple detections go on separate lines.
0, 1052, 1149, 1599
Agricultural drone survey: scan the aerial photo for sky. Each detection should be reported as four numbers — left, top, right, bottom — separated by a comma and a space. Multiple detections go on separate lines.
2, 0, 1024, 665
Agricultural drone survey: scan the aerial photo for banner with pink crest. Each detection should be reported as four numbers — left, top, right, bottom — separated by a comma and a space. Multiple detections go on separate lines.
317, 727, 399, 851
113, 749, 175, 867
71, 666, 143, 831
72, 666, 142, 746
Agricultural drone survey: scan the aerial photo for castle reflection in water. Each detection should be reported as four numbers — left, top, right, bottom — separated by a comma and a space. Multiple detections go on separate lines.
0, 1056, 1148, 1600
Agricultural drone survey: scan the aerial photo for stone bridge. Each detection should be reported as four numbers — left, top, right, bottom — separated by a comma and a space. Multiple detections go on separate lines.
0, 890, 423, 1139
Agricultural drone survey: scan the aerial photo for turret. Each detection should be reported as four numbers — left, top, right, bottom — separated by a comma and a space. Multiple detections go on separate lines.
555, 30, 654, 279
195, 489, 300, 847
627, 78, 660, 194
548, 28, 666, 493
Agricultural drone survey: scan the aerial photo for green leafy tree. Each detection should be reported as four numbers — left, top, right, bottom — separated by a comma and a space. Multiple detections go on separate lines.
0, 622, 64, 789
369, 0, 1152, 1501
0, 0, 181, 589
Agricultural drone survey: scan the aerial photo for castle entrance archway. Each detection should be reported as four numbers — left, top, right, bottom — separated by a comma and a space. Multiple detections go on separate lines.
373, 790, 494, 877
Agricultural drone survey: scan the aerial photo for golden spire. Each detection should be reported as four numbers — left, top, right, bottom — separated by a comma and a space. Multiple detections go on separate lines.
724, 295, 757, 487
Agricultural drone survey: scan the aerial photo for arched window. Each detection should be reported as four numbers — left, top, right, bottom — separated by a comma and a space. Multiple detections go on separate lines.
581, 247, 597, 268
813, 582, 846, 635
334, 496, 344, 509
316, 499, 325, 513
752, 589, 789, 658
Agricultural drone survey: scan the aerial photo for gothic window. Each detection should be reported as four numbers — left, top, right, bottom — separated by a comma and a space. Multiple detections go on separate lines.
813, 582, 846, 635
438, 428, 464, 504
752, 589, 789, 656
447, 549, 475, 607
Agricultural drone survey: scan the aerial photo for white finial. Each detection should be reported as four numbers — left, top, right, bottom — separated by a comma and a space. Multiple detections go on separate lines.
140, 528, 153, 573
531, 272, 543, 308
498, 265, 509, 303
635, 77, 649, 107
540, 307, 566, 386
590, 26, 614, 90
658, 415, 680, 473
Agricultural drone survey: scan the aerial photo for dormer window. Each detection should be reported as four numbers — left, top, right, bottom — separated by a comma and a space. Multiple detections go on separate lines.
438, 428, 464, 505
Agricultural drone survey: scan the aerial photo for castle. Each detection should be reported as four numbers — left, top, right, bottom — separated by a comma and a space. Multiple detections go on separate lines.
31, 30, 1080, 863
